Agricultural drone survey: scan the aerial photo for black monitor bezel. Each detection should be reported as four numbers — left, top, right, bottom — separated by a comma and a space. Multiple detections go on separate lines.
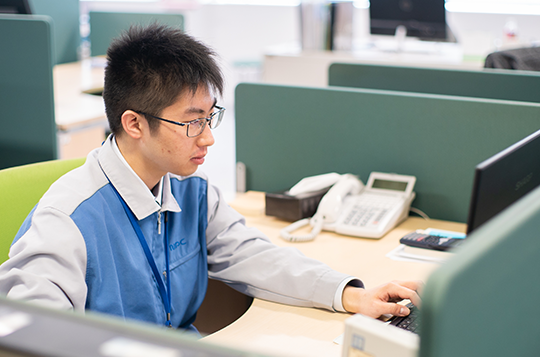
466, 129, 540, 234
0, 0, 32, 14
369, 0, 448, 41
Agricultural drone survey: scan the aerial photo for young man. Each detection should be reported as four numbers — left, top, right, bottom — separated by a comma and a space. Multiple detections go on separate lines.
0, 24, 420, 331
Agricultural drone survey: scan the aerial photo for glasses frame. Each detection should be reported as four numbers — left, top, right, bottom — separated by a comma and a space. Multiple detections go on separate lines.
134, 106, 225, 138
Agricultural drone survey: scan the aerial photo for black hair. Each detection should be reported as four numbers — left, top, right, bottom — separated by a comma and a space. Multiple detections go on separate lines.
103, 23, 224, 135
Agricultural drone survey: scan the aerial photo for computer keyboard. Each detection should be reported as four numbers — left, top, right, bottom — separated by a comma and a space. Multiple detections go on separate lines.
388, 303, 419, 333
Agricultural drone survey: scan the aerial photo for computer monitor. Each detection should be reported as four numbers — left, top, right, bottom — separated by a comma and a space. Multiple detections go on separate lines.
369, 0, 447, 41
342, 148, 540, 357
420, 182, 540, 357
466, 128, 540, 234
0, 0, 32, 14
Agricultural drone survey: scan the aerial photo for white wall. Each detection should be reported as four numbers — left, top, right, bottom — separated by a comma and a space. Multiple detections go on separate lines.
181, 5, 299, 199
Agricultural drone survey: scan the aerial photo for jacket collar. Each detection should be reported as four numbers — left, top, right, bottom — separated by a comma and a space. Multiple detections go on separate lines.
98, 135, 181, 220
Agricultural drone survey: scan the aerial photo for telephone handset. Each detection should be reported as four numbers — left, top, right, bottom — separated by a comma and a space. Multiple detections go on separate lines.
280, 174, 364, 242
280, 172, 416, 242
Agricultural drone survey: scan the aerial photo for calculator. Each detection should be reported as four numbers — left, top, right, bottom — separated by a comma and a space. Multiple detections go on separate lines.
400, 231, 464, 251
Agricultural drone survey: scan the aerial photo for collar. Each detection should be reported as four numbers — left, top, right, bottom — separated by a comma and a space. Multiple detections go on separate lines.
99, 135, 181, 220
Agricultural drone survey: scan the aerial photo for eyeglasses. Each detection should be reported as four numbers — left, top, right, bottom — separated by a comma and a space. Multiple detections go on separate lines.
134, 106, 225, 138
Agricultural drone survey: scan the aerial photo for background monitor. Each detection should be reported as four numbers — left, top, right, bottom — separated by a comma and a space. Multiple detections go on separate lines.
466, 128, 540, 234
0, 0, 31, 14
369, 0, 447, 41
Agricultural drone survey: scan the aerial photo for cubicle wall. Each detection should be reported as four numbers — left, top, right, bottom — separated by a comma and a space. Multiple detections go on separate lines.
29, 0, 80, 64
89, 12, 184, 57
235, 83, 540, 222
0, 15, 57, 170
328, 63, 540, 103
0, 295, 266, 357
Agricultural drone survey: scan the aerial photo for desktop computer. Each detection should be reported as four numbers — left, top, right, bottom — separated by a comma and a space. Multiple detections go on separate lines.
419, 179, 540, 356
466, 128, 540, 234
399, 128, 540, 252
343, 181, 540, 357
342, 129, 540, 356
369, 0, 447, 41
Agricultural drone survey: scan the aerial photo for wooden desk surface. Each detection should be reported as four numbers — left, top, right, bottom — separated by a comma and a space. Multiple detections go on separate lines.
204, 191, 466, 357
53, 59, 106, 131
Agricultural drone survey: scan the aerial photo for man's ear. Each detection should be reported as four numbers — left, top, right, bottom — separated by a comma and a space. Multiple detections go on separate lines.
121, 110, 145, 139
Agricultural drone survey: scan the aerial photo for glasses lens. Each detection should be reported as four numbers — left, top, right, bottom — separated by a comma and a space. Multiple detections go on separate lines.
187, 118, 207, 137
209, 108, 224, 129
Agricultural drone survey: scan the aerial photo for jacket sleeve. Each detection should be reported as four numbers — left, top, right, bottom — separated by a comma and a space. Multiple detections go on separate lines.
0, 205, 87, 312
205, 184, 360, 311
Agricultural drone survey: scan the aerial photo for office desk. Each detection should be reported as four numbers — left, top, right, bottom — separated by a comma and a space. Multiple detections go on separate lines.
204, 191, 466, 357
53, 59, 107, 159
263, 42, 484, 88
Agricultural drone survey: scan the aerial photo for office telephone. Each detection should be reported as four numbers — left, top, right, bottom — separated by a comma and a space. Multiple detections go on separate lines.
280, 172, 416, 242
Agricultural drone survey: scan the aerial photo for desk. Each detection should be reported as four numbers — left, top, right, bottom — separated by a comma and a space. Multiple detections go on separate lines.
53, 59, 107, 159
204, 191, 466, 357
263, 42, 484, 88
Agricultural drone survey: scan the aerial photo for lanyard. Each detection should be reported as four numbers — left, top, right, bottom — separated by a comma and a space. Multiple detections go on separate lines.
110, 184, 172, 328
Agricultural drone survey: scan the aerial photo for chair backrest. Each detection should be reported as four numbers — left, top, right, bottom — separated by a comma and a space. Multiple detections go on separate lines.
89, 11, 184, 57
0, 158, 85, 263
484, 46, 540, 71
0, 15, 57, 170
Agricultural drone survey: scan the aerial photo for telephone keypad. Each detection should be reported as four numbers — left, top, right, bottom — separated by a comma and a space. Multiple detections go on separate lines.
343, 194, 401, 228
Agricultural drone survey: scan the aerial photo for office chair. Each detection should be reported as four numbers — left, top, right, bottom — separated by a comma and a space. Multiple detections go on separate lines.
0, 158, 85, 263
484, 46, 540, 71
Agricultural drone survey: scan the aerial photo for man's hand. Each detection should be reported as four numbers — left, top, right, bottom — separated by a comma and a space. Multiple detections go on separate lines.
342, 280, 422, 318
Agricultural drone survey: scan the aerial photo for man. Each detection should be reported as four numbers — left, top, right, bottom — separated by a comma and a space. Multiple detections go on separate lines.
0, 24, 419, 331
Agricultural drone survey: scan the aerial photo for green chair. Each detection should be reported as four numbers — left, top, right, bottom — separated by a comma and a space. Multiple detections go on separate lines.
0, 158, 85, 263
0, 157, 252, 335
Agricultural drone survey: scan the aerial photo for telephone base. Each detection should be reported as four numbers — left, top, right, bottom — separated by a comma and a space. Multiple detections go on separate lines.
265, 188, 329, 222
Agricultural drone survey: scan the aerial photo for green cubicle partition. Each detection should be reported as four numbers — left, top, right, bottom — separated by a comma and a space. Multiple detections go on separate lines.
420, 180, 540, 356
0, 295, 269, 357
235, 83, 540, 222
328, 63, 540, 103
89, 11, 184, 57
0, 15, 57, 170
29, 0, 80, 64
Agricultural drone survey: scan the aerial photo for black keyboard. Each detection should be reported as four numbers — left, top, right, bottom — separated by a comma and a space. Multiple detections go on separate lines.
388, 303, 420, 333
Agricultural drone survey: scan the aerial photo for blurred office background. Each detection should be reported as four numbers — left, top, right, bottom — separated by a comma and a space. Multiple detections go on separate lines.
3, 0, 540, 201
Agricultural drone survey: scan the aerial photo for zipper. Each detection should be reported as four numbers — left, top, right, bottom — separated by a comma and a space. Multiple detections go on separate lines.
157, 210, 162, 235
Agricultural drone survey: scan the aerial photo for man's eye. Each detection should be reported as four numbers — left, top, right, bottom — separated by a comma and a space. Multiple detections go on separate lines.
190, 119, 205, 128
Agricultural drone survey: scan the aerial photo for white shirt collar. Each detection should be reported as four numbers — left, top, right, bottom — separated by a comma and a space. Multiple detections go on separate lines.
104, 135, 180, 218
111, 135, 163, 205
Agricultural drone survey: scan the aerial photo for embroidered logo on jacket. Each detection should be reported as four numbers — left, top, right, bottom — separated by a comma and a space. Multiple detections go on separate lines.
169, 239, 187, 251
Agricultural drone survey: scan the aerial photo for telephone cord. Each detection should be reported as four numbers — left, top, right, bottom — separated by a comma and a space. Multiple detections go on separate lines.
280, 217, 324, 242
